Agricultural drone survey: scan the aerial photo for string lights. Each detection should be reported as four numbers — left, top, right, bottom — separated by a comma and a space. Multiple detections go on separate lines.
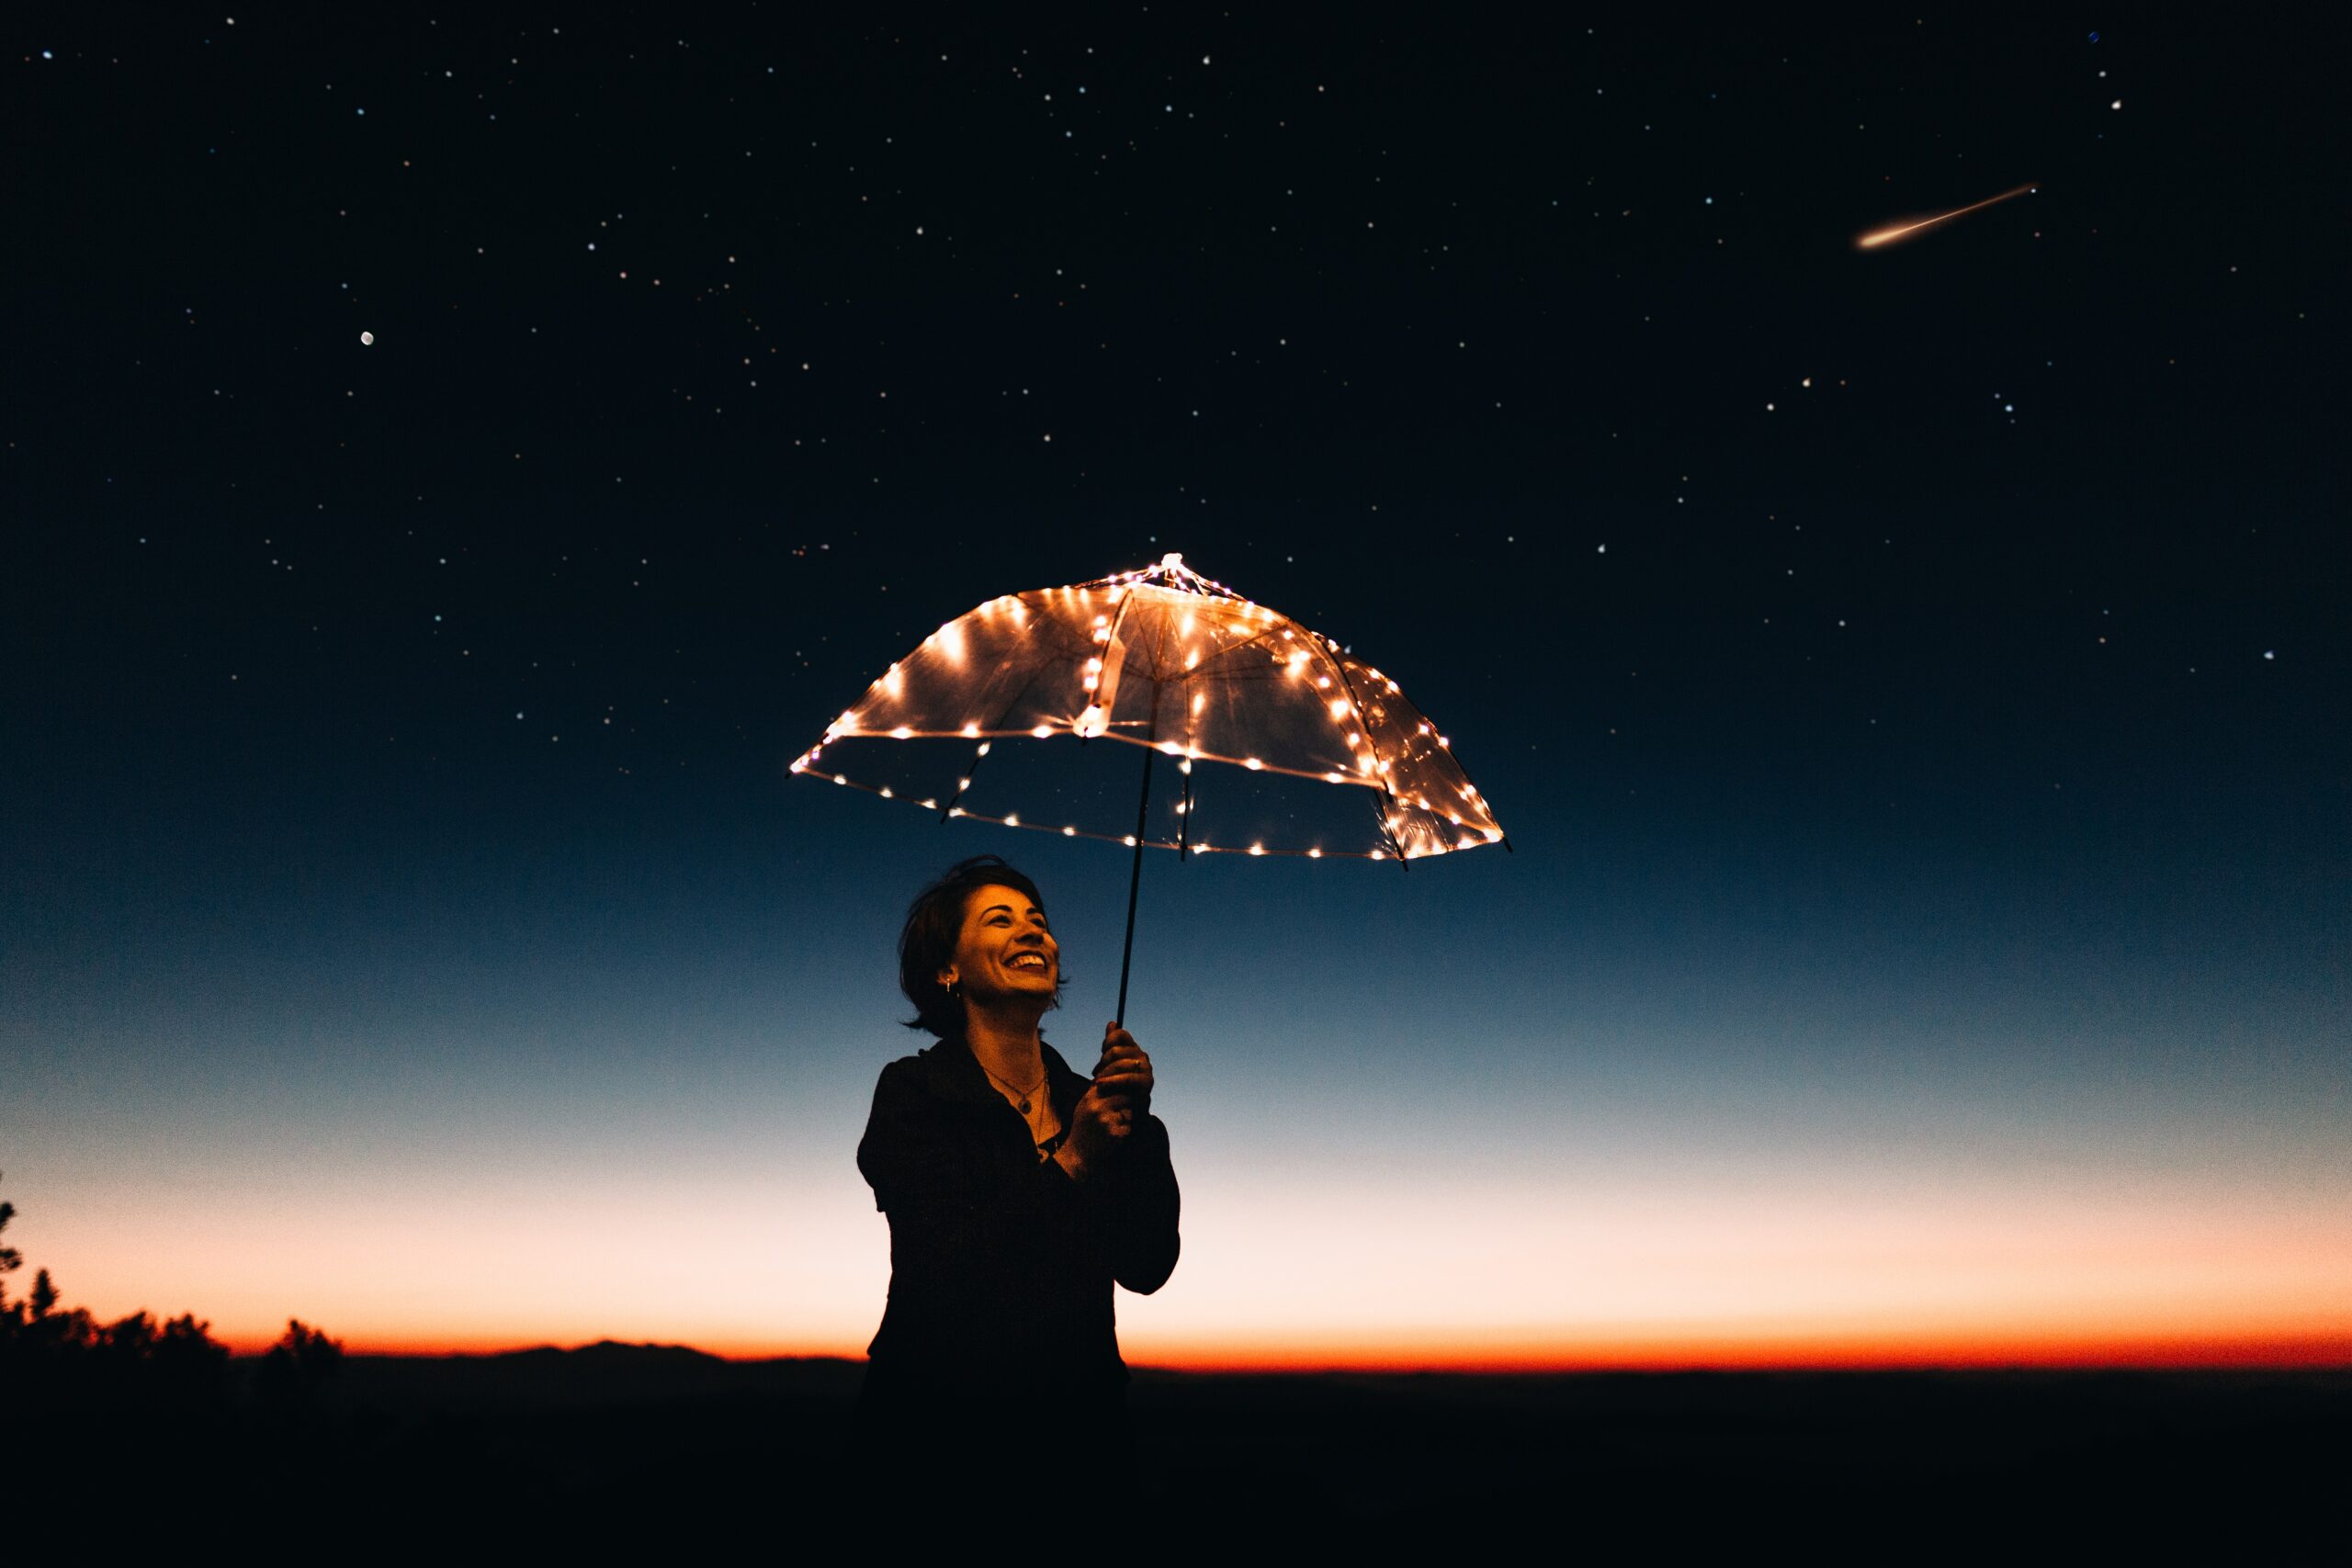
788, 552, 1505, 861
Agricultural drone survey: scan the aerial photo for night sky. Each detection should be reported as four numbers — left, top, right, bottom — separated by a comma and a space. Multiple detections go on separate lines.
6, 13, 2345, 1366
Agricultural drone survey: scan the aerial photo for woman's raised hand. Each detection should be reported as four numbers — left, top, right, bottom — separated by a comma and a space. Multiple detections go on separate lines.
1063, 1023, 1154, 1174
1094, 1023, 1154, 1117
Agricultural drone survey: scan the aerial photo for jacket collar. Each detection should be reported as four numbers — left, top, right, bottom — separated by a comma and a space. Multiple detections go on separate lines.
920, 1030, 1090, 1116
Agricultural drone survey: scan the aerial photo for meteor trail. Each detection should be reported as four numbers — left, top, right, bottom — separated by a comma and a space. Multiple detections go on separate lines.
1858, 184, 2038, 249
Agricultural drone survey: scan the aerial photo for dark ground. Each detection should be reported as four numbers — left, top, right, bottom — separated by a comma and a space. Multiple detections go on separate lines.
26, 1344, 2346, 1552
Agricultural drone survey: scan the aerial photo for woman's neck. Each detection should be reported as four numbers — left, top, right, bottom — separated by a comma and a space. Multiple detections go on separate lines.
963, 1002, 1046, 1088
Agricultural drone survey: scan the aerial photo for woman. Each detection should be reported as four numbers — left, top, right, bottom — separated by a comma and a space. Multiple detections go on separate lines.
855, 853, 1181, 1458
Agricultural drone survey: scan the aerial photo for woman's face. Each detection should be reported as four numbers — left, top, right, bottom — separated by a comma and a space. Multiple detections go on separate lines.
940, 883, 1059, 1008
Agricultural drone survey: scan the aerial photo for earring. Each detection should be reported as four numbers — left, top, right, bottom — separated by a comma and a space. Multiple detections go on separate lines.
945, 978, 961, 998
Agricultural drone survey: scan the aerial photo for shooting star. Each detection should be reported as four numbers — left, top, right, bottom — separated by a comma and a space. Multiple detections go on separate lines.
1857, 184, 2038, 250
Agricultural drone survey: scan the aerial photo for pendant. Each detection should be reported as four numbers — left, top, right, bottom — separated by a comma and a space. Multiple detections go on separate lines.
1018, 1099, 1031, 1114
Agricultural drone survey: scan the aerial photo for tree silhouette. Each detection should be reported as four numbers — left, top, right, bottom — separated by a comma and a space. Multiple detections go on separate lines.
0, 1172, 311, 1413
0, 1177, 21, 1316
28, 1267, 58, 1320
255, 1317, 346, 1409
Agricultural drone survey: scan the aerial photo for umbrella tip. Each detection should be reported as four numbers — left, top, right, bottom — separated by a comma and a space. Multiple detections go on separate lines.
1160, 551, 1183, 570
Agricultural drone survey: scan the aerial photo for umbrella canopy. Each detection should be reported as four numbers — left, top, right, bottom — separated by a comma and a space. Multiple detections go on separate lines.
791, 554, 1504, 863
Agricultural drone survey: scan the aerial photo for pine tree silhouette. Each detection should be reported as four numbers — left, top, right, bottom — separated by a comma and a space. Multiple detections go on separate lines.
256, 1318, 345, 1408
0, 1171, 279, 1411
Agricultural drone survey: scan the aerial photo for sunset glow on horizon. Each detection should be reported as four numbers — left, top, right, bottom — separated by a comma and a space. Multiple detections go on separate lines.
21, 1051, 2350, 1371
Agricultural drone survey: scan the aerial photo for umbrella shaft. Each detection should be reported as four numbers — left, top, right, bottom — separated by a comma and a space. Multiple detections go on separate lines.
1114, 739, 1152, 1029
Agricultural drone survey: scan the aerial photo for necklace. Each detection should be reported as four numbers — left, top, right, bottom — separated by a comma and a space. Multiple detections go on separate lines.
980, 1060, 1047, 1115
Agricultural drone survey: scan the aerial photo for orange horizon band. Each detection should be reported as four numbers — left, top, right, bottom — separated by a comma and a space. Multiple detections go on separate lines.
284, 1333, 2352, 1372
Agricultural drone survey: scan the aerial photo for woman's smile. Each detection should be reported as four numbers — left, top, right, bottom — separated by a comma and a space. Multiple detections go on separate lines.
997, 939, 1057, 984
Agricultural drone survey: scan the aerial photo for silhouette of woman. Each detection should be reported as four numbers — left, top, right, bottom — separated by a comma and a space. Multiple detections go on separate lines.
855, 854, 1182, 1471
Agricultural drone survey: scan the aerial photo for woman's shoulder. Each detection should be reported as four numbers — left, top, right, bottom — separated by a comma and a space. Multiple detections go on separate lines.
873, 1035, 971, 1096
874, 1043, 934, 1085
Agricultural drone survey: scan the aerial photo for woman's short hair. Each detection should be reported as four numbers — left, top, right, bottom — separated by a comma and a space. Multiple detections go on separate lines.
898, 854, 1065, 1036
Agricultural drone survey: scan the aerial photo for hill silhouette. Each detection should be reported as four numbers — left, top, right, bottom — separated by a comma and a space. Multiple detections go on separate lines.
340, 1338, 862, 1412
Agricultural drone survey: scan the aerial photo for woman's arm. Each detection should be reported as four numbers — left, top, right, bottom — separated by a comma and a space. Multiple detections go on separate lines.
1103, 1112, 1181, 1294
1061, 1028, 1182, 1294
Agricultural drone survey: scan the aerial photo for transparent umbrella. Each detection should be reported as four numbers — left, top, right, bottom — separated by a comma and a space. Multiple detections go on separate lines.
792, 553, 1507, 1020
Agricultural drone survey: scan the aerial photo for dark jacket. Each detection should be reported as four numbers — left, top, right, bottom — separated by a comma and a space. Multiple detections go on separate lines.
855, 1032, 1181, 1401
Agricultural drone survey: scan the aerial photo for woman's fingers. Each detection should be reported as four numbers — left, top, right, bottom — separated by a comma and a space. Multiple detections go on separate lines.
1074, 1077, 1144, 1152
1094, 1054, 1153, 1103
1094, 1046, 1152, 1078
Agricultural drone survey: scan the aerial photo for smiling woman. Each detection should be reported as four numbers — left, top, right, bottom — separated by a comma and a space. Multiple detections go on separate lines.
854, 855, 1182, 1483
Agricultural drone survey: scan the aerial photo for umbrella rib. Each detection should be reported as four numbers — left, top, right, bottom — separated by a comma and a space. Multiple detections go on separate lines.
1322, 646, 1413, 863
